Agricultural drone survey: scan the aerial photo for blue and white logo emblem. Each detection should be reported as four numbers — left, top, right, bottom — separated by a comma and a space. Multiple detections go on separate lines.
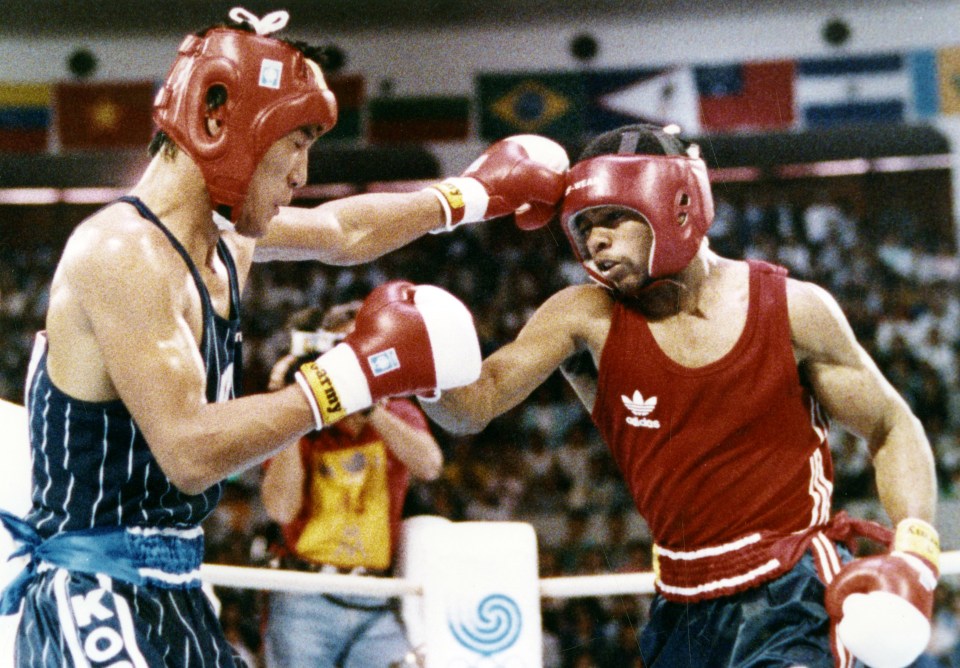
368, 348, 401, 376
448, 593, 522, 656
259, 59, 283, 89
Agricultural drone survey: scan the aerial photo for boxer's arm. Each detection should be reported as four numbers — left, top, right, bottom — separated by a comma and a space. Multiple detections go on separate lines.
66, 225, 318, 495
370, 402, 443, 481
793, 278, 937, 668
254, 135, 568, 264
788, 278, 936, 525
254, 190, 445, 264
421, 285, 600, 435
261, 442, 307, 525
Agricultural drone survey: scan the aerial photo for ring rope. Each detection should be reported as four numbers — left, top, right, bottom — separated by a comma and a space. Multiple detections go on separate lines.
200, 548, 960, 600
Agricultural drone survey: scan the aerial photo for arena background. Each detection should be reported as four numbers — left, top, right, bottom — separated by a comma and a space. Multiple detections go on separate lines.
2, 1, 960, 665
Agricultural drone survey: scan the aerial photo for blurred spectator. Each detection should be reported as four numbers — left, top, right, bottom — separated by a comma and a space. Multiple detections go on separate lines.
259, 301, 443, 668
801, 189, 857, 250
831, 431, 873, 505
554, 421, 604, 483
558, 599, 609, 668
558, 509, 599, 574
877, 229, 918, 279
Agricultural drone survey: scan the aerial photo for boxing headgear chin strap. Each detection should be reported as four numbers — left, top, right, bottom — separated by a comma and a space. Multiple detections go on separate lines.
561, 138, 714, 288
152, 7, 338, 222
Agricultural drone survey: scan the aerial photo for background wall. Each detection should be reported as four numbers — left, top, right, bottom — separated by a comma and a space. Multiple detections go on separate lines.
4, 2, 960, 80
2, 1, 960, 174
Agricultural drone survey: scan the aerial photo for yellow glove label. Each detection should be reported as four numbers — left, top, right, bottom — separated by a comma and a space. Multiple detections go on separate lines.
299, 361, 347, 426
431, 181, 465, 211
895, 518, 940, 571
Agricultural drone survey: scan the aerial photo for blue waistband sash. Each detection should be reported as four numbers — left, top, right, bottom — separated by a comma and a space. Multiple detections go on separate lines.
0, 510, 204, 615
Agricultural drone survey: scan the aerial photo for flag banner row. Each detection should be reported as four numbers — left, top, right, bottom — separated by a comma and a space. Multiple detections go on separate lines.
478, 47, 960, 142
4, 45, 960, 152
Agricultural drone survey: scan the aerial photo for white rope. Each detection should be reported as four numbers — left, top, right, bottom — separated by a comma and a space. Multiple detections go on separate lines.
540, 571, 656, 598
199, 563, 421, 597
201, 549, 960, 600
940, 548, 960, 574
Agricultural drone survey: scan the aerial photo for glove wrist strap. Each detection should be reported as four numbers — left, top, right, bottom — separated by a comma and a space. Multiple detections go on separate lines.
425, 178, 489, 233
895, 518, 940, 573
294, 344, 372, 429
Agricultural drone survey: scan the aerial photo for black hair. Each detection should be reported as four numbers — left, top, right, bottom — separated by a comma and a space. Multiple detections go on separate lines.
284, 353, 317, 386
285, 305, 327, 332
283, 300, 362, 334
577, 123, 690, 163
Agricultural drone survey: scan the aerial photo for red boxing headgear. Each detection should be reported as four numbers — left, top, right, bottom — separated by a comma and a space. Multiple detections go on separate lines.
152, 8, 338, 221
561, 129, 714, 287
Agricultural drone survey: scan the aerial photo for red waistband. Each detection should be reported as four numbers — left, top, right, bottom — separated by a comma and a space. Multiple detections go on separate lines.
652, 512, 892, 603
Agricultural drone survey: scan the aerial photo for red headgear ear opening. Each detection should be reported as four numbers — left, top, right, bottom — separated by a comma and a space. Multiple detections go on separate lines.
153, 9, 338, 222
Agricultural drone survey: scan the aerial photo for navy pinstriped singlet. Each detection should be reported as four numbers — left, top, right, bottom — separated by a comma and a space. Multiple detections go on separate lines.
23, 196, 243, 539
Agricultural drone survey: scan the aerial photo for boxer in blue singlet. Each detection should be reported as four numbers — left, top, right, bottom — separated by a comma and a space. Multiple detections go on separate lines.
4, 196, 242, 666
0, 7, 560, 666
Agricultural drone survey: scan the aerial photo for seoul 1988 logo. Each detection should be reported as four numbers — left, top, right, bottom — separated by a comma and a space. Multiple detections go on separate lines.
447, 593, 522, 656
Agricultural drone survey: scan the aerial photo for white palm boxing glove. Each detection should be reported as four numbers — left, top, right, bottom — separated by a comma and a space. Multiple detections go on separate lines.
825, 518, 940, 668
427, 134, 569, 232
295, 281, 481, 429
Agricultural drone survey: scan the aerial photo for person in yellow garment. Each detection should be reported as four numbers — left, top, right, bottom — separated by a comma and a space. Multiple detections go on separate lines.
261, 301, 442, 668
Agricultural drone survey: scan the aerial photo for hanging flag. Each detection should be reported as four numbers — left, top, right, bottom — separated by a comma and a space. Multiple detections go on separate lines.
324, 73, 365, 140
368, 95, 470, 143
936, 46, 960, 115
0, 83, 51, 153
477, 72, 586, 142
56, 80, 156, 150
695, 60, 795, 132
795, 53, 913, 127
585, 66, 701, 135
910, 49, 939, 119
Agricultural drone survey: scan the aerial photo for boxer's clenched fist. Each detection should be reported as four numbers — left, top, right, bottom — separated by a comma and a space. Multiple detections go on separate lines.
295, 281, 481, 429
427, 134, 569, 232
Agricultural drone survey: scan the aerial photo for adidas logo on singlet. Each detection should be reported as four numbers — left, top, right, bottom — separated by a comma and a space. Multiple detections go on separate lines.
621, 390, 661, 429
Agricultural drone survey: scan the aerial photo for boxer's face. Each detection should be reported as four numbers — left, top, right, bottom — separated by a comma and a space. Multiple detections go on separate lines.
235, 126, 319, 237
579, 205, 653, 297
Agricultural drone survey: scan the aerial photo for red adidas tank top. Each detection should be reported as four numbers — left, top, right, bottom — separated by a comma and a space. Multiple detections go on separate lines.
593, 260, 835, 600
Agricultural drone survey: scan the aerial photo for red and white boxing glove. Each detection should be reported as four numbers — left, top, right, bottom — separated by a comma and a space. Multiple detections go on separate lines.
825, 518, 940, 668
295, 281, 481, 429
427, 134, 569, 232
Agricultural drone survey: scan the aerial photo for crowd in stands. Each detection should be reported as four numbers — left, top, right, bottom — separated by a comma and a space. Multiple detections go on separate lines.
4, 181, 960, 665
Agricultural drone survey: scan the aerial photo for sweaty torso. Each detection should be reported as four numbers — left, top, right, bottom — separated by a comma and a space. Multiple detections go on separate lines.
45, 202, 238, 402
25, 197, 249, 535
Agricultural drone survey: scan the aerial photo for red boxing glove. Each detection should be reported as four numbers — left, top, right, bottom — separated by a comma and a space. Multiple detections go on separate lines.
295, 281, 482, 429
427, 134, 569, 232
825, 518, 940, 668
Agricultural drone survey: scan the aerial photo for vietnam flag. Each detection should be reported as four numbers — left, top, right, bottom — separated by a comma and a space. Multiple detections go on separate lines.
56, 80, 156, 150
695, 60, 796, 132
